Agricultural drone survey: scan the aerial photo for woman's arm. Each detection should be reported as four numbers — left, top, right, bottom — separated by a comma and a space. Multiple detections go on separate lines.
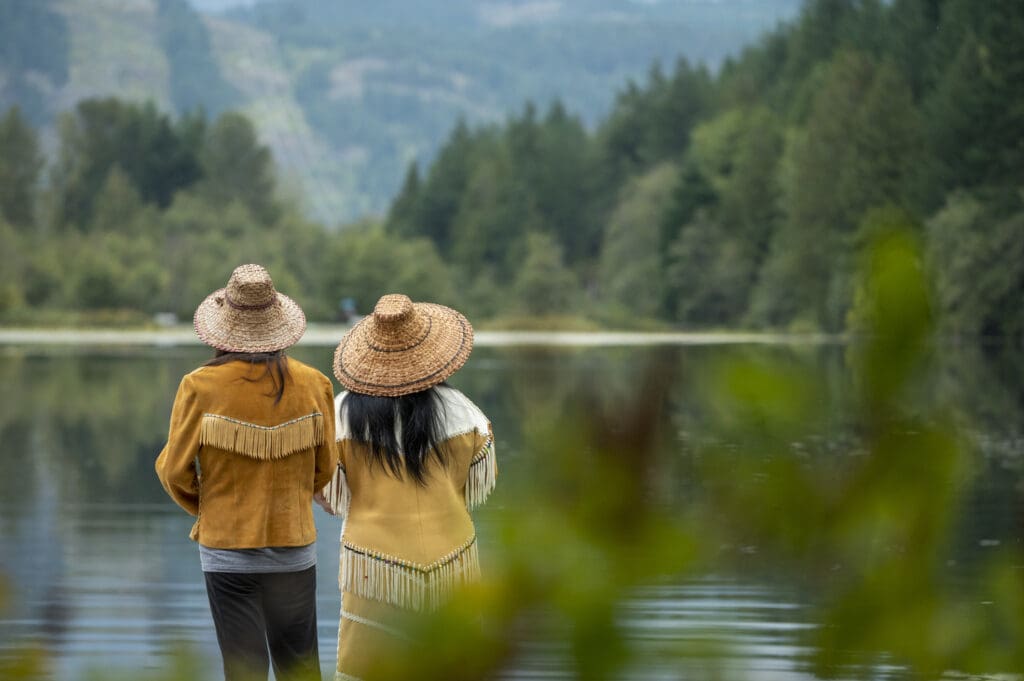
317, 391, 350, 516
466, 423, 497, 509
312, 378, 339, 493
155, 374, 203, 516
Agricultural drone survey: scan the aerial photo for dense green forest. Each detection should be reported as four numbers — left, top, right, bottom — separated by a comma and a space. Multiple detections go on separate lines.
1, 0, 1022, 337
384, 0, 1024, 336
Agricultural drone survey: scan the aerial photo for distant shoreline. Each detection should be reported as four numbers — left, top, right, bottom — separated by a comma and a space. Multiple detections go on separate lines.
0, 325, 842, 347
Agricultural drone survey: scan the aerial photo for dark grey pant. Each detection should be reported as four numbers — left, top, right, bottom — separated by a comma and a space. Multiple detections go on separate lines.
203, 566, 321, 681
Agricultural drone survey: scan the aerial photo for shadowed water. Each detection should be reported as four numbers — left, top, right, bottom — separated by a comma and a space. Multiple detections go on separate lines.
0, 343, 1021, 679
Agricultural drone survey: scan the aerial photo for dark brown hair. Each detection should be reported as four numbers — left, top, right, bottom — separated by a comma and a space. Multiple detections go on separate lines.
204, 350, 291, 404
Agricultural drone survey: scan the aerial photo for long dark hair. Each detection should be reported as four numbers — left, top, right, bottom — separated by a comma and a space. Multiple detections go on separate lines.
342, 386, 449, 485
204, 350, 291, 404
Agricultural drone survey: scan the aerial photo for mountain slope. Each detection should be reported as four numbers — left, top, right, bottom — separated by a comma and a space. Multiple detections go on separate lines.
1, 0, 801, 222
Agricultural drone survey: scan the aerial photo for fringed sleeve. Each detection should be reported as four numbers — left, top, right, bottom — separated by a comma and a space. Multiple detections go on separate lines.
465, 425, 497, 509
320, 462, 351, 517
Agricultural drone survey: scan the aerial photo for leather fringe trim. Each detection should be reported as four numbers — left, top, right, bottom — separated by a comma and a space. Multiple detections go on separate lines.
341, 536, 480, 612
200, 412, 324, 459
321, 463, 351, 517
465, 434, 496, 509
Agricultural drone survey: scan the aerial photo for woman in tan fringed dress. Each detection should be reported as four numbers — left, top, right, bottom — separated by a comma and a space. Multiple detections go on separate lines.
317, 294, 496, 681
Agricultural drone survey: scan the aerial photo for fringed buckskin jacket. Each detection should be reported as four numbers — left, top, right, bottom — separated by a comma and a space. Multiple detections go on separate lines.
155, 358, 338, 549
321, 384, 496, 681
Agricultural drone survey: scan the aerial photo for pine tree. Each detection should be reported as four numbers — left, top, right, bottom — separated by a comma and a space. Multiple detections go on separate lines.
197, 112, 280, 225
386, 162, 422, 238
598, 164, 677, 321
0, 106, 43, 229
51, 98, 202, 229
513, 232, 581, 317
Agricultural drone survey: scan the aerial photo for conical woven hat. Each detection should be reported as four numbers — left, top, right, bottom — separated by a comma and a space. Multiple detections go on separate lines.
334, 294, 473, 397
193, 264, 307, 353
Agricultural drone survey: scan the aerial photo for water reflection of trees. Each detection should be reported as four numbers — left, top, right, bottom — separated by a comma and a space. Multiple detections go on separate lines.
0, 351, 203, 525
1, 339, 1021, 533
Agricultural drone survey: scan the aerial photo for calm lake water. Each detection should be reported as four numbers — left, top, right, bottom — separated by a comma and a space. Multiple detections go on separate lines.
0, 341, 1021, 680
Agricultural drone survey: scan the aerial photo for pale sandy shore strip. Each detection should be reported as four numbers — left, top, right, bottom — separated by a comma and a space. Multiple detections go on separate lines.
0, 326, 842, 347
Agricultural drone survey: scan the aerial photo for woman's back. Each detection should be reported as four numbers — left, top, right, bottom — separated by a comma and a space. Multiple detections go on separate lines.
166, 357, 336, 548
335, 385, 494, 565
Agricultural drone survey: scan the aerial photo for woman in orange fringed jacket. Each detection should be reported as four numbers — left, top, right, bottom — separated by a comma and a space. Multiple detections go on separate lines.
157, 264, 337, 681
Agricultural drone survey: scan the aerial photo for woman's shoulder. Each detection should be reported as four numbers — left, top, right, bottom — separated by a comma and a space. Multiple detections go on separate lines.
435, 385, 489, 437
285, 357, 333, 387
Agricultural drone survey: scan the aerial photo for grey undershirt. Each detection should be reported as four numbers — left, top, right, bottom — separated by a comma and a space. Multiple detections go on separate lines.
199, 542, 317, 573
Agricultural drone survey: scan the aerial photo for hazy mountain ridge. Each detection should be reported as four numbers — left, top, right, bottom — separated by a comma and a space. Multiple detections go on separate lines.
0, 0, 801, 222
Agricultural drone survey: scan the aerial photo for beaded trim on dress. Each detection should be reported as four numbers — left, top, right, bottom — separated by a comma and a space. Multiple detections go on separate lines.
340, 536, 481, 612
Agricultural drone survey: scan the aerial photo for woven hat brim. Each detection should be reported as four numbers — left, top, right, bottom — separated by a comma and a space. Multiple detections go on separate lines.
194, 289, 307, 353
333, 303, 473, 397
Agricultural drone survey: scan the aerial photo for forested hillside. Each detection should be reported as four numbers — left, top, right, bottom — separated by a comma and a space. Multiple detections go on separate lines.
0, 0, 1021, 338
380, 0, 1024, 336
0, 0, 799, 221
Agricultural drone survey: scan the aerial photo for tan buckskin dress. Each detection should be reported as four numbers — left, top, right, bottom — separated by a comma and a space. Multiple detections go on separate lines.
321, 384, 496, 681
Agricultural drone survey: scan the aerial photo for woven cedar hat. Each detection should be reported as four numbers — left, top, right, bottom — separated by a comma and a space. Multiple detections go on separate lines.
334, 294, 473, 397
193, 264, 306, 353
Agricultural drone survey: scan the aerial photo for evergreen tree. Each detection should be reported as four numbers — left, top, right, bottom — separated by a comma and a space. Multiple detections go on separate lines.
52, 98, 202, 229
320, 222, 454, 316
882, 0, 943, 98
924, 0, 1024, 207
659, 159, 717, 256
718, 107, 784, 261
927, 193, 1024, 338
387, 162, 422, 238
667, 214, 754, 326
0, 217, 24, 313
513, 232, 581, 317
196, 112, 279, 224
852, 60, 924, 211
449, 148, 536, 282
778, 0, 863, 109
598, 164, 677, 321
0, 106, 43, 229
89, 167, 147, 235
520, 102, 594, 264
406, 120, 479, 256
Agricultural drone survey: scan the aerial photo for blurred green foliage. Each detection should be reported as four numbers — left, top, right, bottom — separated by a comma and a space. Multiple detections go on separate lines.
301, 226, 1022, 680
